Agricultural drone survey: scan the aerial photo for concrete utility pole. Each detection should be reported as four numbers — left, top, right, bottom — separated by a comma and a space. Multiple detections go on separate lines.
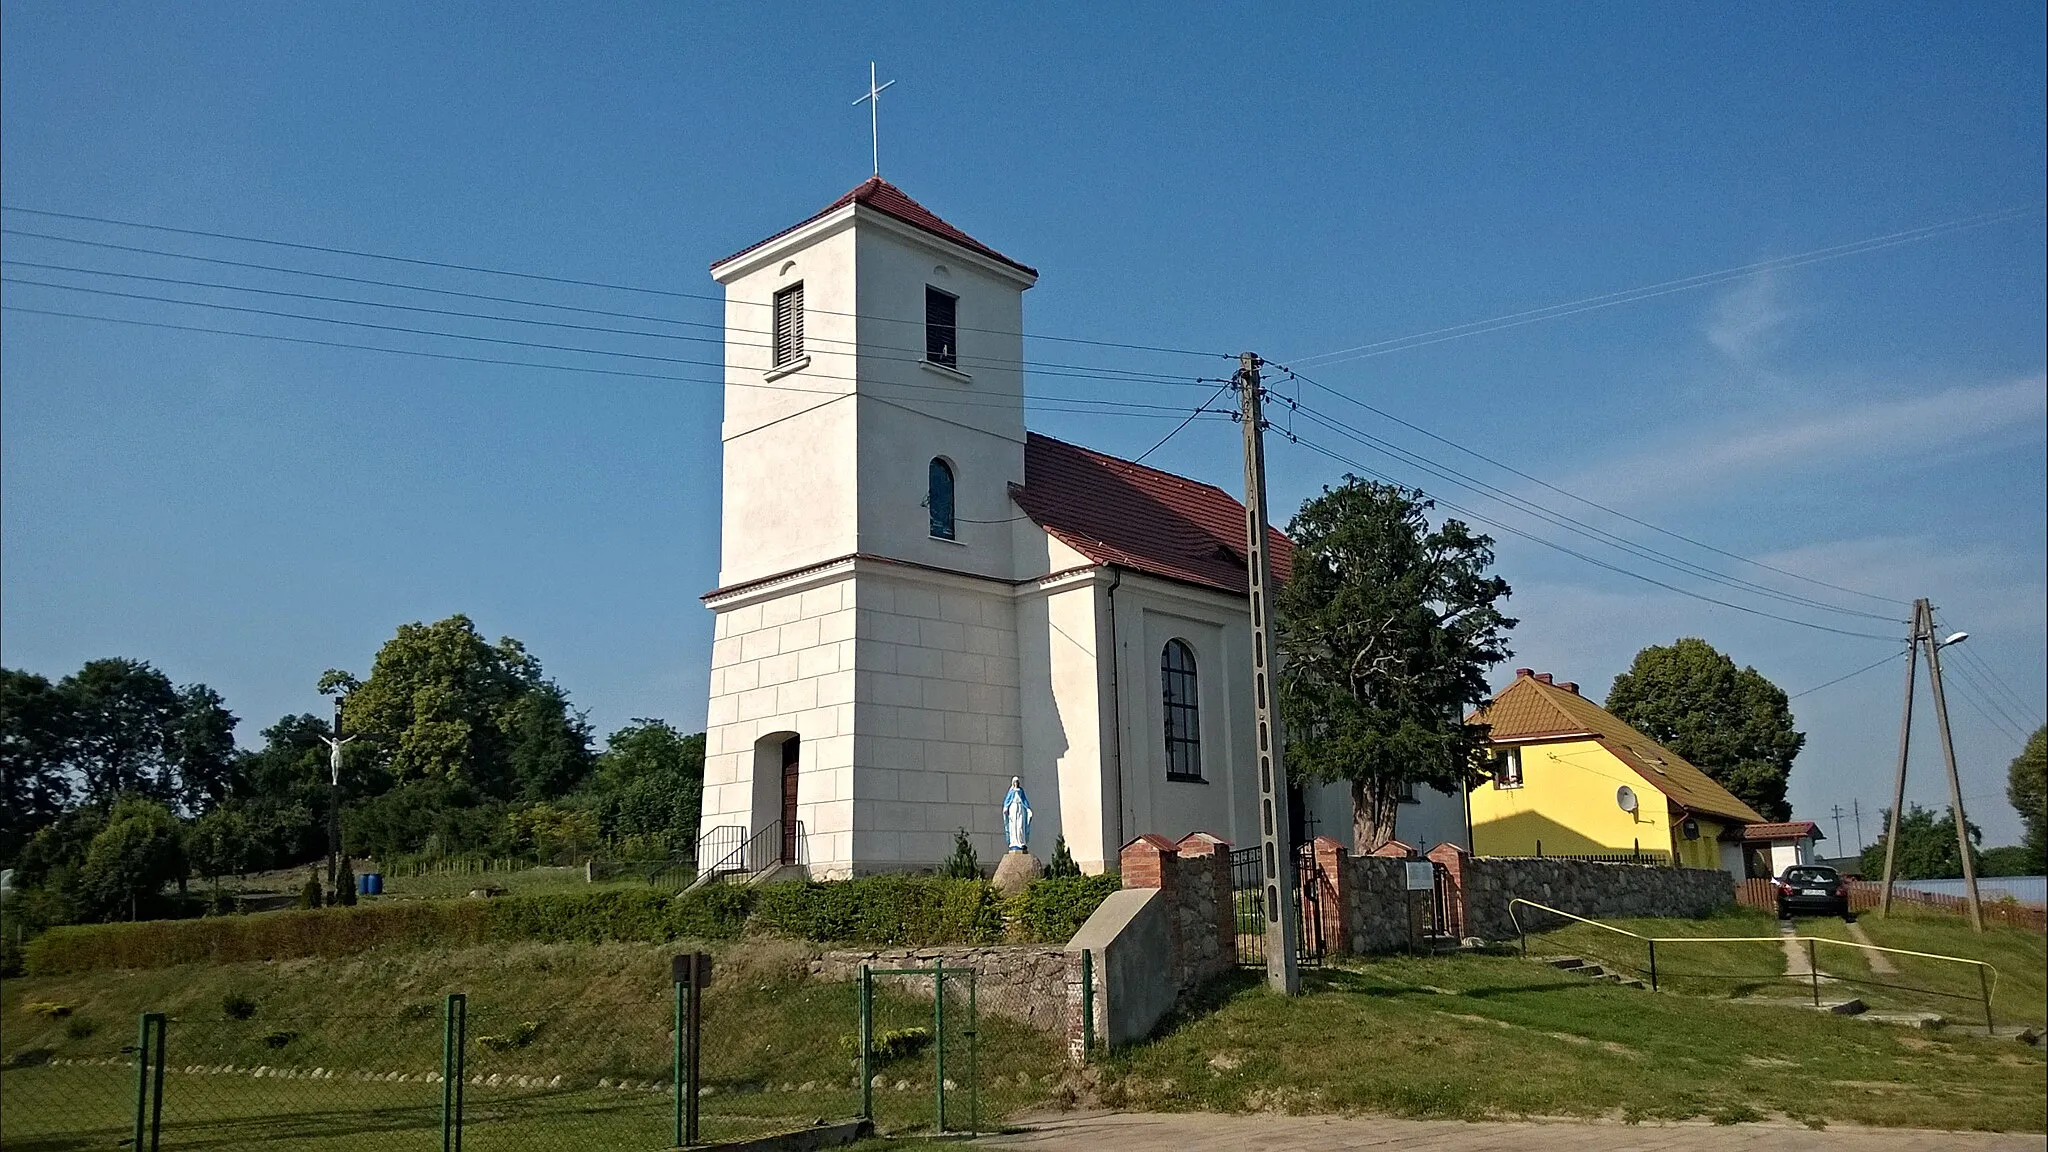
1235, 352, 1301, 995
1877, 599, 1984, 931
1830, 804, 1845, 849
1852, 799, 1864, 855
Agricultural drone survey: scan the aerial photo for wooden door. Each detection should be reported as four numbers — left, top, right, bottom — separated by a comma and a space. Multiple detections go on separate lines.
780, 736, 801, 863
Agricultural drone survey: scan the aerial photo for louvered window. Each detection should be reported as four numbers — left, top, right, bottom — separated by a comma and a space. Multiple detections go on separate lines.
773, 283, 804, 367
925, 286, 958, 368
1161, 639, 1202, 781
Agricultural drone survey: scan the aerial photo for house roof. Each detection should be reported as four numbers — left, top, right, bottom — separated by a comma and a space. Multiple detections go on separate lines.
1013, 433, 1294, 597
710, 176, 1038, 277
1739, 821, 1824, 843
1470, 671, 1767, 825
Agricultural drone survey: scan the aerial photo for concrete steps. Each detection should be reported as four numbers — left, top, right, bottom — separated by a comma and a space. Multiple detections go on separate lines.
1540, 956, 1647, 990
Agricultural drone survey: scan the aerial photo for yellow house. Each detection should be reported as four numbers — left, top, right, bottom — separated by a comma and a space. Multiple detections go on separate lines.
1466, 669, 1764, 874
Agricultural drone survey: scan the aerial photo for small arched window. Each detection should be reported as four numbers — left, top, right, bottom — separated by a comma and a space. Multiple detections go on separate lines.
928, 458, 956, 540
1161, 639, 1202, 781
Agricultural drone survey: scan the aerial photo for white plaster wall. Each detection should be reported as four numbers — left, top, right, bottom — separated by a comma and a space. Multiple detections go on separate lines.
700, 569, 860, 873
1395, 785, 1474, 853
714, 220, 862, 587
1017, 572, 1115, 872
852, 218, 1029, 583
848, 567, 1023, 873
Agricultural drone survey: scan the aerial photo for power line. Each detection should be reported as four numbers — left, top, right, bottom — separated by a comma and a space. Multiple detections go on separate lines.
1277, 395, 1901, 623
1278, 426, 1901, 642
1281, 204, 2044, 368
1789, 651, 1906, 699
1269, 362, 1905, 608
0, 304, 1214, 423
1934, 617, 2044, 730
1132, 380, 1237, 465
0, 275, 1219, 406
0, 237, 1207, 385
0, 204, 1232, 361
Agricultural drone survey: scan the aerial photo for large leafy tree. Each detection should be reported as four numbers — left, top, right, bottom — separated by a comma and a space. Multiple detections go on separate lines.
326, 615, 591, 799
79, 796, 186, 921
586, 720, 705, 857
2009, 726, 2046, 870
55, 658, 181, 804
1860, 802, 1981, 881
1604, 639, 1803, 821
1, 668, 73, 863
1277, 479, 1516, 852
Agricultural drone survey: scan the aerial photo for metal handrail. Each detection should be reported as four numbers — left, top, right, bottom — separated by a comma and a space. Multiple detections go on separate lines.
1507, 897, 2001, 1032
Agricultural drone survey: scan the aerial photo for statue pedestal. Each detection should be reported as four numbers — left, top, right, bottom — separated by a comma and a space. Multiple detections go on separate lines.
991, 849, 1043, 895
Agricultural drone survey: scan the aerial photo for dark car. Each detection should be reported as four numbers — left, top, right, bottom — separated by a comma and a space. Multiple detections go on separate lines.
1775, 865, 1850, 920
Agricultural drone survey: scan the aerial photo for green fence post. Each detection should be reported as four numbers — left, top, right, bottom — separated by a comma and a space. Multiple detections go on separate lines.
858, 966, 873, 1123
1647, 939, 1657, 993
1080, 948, 1095, 1055
1807, 940, 1820, 1007
132, 1012, 149, 1152
672, 976, 684, 1148
147, 1013, 165, 1152
442, 993, 466, 1152
968, 971, 979, 1136
933, 959, 946, 1133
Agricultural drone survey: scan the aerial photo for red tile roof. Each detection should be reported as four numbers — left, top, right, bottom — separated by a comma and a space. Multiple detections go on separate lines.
711, 176, 1037, 277
1740, 821, 1824, 843
1013, 433, 1293, 597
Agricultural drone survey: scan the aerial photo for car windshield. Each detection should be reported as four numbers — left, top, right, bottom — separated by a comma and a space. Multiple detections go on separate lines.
1783, 867, 1838, 884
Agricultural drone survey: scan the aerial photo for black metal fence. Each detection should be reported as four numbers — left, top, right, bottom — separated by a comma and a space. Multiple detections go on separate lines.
1228, 845, 1324, 968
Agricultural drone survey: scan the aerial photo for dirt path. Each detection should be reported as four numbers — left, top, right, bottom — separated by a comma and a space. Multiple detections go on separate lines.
975, 1111, 2041, 1151
1845, 920, 1900, 974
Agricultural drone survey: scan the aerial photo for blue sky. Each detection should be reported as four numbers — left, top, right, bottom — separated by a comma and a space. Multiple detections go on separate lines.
3, 3, 2042, 846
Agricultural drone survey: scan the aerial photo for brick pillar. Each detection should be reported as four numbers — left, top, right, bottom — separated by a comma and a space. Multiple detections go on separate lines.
1426, 841, 1469, 941
1369, 839, 1417, 859
1176, 833, 1234, 980
1119, 833, 1183, 985
1309, 836, 1348, 956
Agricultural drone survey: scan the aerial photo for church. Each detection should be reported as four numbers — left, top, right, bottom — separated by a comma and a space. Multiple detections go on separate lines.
695, 176, 1467, 876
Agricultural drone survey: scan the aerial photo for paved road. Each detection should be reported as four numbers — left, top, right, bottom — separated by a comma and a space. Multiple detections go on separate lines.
972, 1110, 2042, 1151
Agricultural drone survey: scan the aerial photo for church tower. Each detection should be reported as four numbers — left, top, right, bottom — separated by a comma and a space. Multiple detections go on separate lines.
698, 178, 1039, 877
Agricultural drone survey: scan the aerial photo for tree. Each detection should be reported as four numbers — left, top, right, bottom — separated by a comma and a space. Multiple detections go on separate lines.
1604, 639, 1803, 821
2008, 726, 2046, 870
167, 684, 241, 812
1860, 803, 1981, 881
586, 721, 704, 858
1276, 479, 1516, 851
79, 796, 185, 920
939, 829, 981, 879
56, 658, 180, 805
1, 668, 73, 863
186, 805, 255, 891
327, 615, 587, 798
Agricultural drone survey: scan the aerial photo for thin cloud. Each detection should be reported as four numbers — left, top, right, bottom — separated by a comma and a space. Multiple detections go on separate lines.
1705, 269, 1793, 364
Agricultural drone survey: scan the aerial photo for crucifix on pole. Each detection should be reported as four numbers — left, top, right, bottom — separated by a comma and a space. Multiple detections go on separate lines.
318, 700, 358, 889
852, 61, 896, 176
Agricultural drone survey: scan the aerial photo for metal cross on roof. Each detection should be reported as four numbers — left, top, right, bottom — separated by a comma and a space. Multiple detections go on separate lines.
851, 61, 896, 176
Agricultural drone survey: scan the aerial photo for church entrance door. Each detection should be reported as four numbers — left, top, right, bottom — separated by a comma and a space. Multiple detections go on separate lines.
780, 736, 801, 863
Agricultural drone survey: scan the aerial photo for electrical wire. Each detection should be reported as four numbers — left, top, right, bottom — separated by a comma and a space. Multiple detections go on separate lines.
0, 239, 1208, 386
1789, 651, 1907, 700
1275, 394, 1902, 623
1933, 615, 2044, 730
0, 204, 1232, 360
1132, 380, 1238, 465
0, 304, 1215, 423
1279, 204, 2044, 368
1277, 426, 1902, 642
1268, 362, 1906, 609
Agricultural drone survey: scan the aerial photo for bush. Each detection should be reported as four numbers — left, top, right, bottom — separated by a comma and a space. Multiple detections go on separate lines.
750, 876, 1004, 946
1044, 836, 1082, 879
1010, 874, 1119, 943
297, 871, 323, 910
221, 992, 258, 1020
938, 830, 981, 880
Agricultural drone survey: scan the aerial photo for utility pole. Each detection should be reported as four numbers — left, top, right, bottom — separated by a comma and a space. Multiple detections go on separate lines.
1920, 601, 1984, 932
1851, 799, 1864, 855
1236, 352, 1300, 995
1877, 598, 1984, 931
1830, 804, 1845, 850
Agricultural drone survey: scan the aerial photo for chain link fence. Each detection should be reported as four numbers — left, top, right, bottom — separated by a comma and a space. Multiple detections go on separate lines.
2, 955, 1074, 1149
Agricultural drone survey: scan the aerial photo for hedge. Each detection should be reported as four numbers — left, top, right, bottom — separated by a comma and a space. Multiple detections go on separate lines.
21, 873, 1117, 976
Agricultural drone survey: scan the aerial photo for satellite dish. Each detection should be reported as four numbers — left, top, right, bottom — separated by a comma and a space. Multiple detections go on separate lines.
1616, 786, 1638, 813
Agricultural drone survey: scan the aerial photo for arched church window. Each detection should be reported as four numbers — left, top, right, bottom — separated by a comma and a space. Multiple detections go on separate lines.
1161, 639, 1202, 781
928, 458, 956, 540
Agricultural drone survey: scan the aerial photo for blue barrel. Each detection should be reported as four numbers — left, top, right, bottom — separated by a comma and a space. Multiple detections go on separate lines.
361, 873, 383, 896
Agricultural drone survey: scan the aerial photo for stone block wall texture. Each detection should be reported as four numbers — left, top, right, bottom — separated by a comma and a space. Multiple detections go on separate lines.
1451, 849, 1735, 941
809, 945, 1071, 1036
1309, 837, 1423, 956
1119, 832, 1235, 998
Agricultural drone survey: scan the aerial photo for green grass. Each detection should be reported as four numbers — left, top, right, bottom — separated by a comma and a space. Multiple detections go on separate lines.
1818, 909, 2048, 1028
1096, 951, 2046, 1131
1520, 906, 1790, 998
1, 939, 1065, 1149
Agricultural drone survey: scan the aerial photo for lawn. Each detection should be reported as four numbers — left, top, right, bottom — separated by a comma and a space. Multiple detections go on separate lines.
1, 939, 1065, 1149
1517, 906, 1789, 998
1802, 909, 2048, 1029
1096, 951, 2046, 1132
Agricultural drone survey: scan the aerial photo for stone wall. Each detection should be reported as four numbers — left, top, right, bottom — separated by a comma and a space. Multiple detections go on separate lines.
1119, 832, 1235, 996
1307, 837, 1430, 955
1439, 846, 1734, 941
808, 945, 1073, 1037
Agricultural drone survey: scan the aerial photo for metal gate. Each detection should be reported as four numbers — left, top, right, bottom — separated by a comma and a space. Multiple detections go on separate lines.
1424, 860, 1456, 942
1228, 845, 1325, 968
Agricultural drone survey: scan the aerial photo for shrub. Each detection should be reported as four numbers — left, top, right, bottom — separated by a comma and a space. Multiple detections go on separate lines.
671, 884, 755, 940
297, 871, 323, 910
1044, 836, 1082, 879
938, 830, 981, 879
335, 859, 358, 907
750, 876, 1003, 946
221, 992, 258, 1021
1011, 874, 1119, 943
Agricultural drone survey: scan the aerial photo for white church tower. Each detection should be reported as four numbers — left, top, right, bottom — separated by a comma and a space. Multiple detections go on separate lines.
697, 177, 1041, 878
